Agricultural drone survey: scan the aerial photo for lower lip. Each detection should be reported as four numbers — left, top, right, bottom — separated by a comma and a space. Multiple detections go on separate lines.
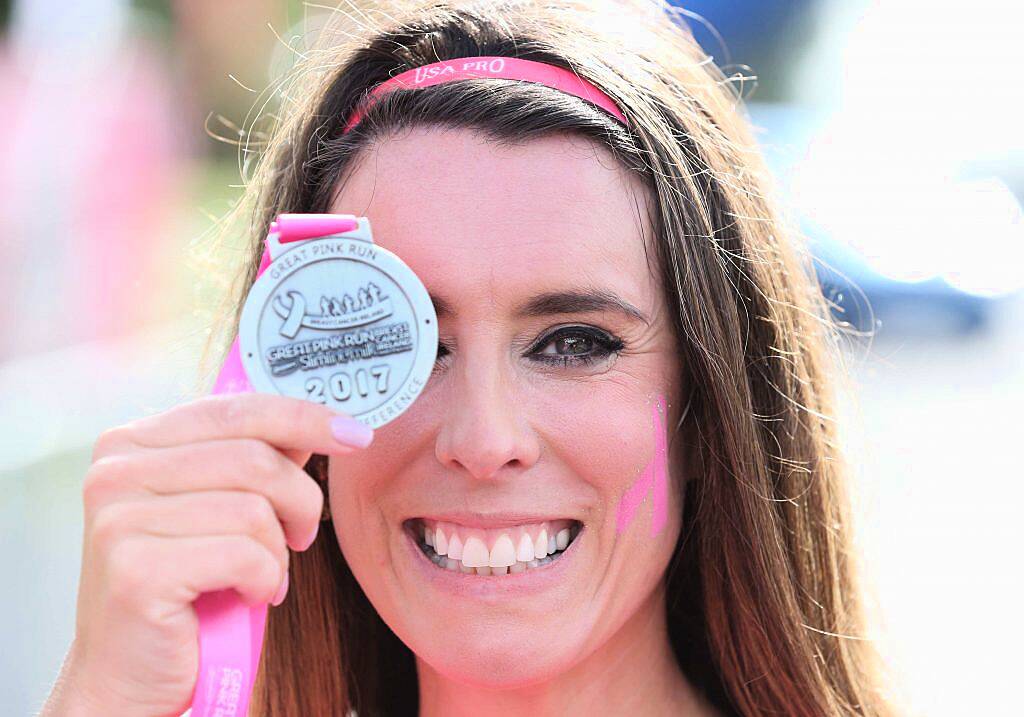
401, 522, 582, 599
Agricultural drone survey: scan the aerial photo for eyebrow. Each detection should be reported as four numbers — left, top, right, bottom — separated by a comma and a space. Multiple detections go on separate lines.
428, 288, 650, 325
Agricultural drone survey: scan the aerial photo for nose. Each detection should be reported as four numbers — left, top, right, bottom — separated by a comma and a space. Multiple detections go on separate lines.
434, 347, 541, 481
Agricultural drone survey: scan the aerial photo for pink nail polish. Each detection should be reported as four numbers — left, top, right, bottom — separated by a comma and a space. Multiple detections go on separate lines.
271, 573, 289, 606
300, 523, 319, 551
330, 415, 374, 448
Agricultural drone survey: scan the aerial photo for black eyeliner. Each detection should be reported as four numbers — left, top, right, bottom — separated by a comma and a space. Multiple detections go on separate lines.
528, 326, 624, 368
432, 325, 625, 369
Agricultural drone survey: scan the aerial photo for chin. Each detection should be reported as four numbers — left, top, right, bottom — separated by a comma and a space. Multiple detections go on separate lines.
412, 622, 585, 689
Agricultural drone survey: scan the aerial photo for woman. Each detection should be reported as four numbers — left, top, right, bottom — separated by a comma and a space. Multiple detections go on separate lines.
42, 1, 893, 715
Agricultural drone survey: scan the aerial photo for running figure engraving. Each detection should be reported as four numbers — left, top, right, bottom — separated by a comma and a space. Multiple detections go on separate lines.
272, 281, 393, 338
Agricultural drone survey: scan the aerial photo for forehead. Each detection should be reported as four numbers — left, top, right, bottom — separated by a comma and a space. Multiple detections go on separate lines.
329, 127, 657, 315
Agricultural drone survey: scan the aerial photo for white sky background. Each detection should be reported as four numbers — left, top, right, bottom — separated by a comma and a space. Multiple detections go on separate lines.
789, 0, 1024, 713
790, 0, 1024, 296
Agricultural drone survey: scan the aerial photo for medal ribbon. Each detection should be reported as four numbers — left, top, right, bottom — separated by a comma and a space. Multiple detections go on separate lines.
189, 215, 357, 717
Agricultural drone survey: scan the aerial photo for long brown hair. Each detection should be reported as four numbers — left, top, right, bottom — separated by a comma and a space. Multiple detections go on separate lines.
202, 1, 893, 714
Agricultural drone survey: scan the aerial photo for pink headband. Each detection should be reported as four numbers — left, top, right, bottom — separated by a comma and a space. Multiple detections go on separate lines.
342, 55, 628, 133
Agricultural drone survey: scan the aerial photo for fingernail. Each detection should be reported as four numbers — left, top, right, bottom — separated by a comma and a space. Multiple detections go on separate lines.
271, 573, 289, 607
330, 415, 374, 448
300, 522, 319, 551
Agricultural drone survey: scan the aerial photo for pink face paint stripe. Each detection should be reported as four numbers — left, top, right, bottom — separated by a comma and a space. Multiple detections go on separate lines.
615, 459, 652, 534
615, 393, 670, 537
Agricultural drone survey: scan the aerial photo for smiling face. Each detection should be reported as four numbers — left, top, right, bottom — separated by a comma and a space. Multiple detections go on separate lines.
326, 126, 687, 686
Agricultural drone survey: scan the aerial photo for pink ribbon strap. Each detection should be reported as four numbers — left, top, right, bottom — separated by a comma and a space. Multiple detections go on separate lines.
190, 215, 358, 717
189, 332, 265, 717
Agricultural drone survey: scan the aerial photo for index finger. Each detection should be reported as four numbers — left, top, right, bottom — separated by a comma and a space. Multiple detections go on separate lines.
107, 393, 374, 462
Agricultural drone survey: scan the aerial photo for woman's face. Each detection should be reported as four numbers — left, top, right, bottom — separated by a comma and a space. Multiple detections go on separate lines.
327, 127, 686, 686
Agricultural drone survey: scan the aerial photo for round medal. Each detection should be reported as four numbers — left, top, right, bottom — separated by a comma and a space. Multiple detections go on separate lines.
237, 218, 437, 429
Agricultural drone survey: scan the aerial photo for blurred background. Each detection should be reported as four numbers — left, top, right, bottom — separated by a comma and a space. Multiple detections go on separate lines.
1, 1, 1020, 714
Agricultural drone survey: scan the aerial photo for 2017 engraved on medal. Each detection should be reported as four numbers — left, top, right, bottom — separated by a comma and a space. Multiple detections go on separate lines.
304, 364, 391, 404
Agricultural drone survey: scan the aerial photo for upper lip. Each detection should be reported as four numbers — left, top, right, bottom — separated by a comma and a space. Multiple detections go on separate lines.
408, 511, 581, 529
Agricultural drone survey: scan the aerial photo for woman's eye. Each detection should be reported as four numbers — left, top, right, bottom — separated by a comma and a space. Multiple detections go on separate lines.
433, 326, 625, 370
530, 326, 624, 368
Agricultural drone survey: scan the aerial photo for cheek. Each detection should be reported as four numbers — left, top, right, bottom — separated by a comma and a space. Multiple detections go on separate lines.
527, 384, 674, 531
598, 392, 682, 614
540, 377, 642, 433
325, 448, 398, 572
565, 389, 684, 618
614, 392, 672, 538
326, 402, 433, 517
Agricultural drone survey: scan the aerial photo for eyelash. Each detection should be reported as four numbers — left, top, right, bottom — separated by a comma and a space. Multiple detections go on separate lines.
434, 326, 625, 369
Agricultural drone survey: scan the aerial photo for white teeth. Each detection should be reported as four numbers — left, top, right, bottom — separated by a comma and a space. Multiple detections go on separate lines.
419, 520, 579, 576
556, 528, 570, 550
447, 533, 463, 561
489, 534, 516, 568
516, 532, 535, 562
534, 528, 548, 559
461, 536, 490, 568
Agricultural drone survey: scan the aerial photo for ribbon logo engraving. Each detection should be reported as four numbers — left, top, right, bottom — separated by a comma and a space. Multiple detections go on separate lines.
272, 282, 393, 338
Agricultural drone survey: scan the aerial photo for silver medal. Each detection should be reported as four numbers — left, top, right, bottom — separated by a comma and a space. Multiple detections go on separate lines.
238, 218, 437, 428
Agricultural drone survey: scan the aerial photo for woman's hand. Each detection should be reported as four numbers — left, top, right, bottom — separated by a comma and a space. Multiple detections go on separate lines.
38, 393, 373, 717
